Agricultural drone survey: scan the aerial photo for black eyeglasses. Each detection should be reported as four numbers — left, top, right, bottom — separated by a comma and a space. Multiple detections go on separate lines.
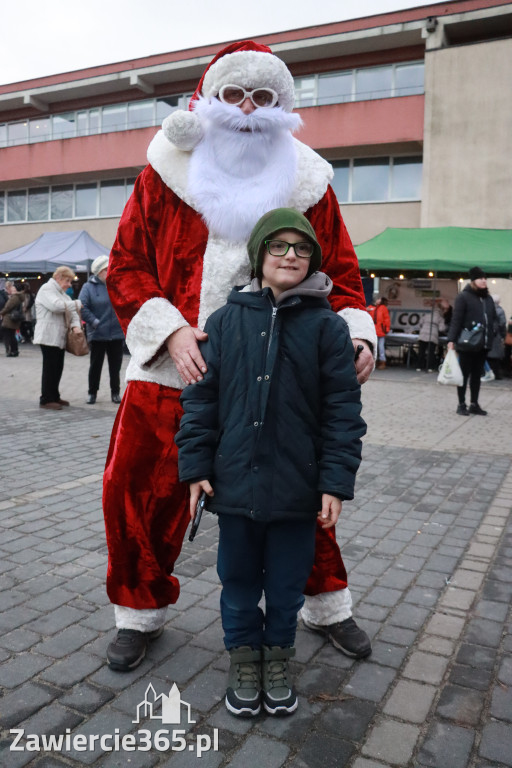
264, 239, 314, 259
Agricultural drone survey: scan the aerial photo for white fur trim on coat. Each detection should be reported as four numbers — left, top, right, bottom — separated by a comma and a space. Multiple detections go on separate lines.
125, 297, 188, 370
114, 604, 167, 633
147, 130, 195, 208
202, 50, 295, 112
339, 307, 378, 358
197, 236, 251, 330
162, 110, 203, 151
124, 236, 251, 389
288, 140, 333, 212
301, 588, 353, 625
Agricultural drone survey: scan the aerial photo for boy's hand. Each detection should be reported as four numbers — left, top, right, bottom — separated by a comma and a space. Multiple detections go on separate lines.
318, 494, 342, 529
189, 480, 214, 519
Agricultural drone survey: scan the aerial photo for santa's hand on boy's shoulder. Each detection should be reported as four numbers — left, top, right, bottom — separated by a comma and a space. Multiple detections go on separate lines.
318, 494, 342, 529
189, 479, 214, 519
166, 326, 208, 386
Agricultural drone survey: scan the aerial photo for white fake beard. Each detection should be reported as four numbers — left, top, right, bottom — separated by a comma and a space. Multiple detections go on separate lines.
188, 97, 302, 242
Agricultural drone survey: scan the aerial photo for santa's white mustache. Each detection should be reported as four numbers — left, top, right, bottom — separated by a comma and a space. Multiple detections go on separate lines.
193, 96, 302, 135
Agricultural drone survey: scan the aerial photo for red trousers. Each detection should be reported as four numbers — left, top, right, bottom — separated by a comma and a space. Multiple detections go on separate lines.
103, 381, 348, 609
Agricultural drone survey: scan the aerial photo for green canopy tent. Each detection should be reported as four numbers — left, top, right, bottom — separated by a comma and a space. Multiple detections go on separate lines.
355, 227, 512, 275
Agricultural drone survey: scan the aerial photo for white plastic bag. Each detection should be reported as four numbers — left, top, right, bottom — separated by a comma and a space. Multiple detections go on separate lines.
437, 349, 464, 387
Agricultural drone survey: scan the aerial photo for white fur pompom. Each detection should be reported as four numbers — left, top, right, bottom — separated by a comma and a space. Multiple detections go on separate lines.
162, 110, 203, 151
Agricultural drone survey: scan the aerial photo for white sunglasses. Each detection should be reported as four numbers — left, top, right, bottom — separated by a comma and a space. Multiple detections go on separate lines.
218, 84, 278, 109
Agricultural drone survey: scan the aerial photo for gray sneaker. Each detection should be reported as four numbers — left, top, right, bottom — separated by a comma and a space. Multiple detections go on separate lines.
262, 646, 297, 716
225, 646, 261, 717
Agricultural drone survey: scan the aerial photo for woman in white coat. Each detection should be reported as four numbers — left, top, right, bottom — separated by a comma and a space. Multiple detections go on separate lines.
34, 266, 82, 410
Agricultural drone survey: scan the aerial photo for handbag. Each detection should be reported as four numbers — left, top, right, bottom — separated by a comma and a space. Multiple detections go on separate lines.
455, 324, 484, 353
437, 348, 463, 387
65, 304, 89, 356
9, 304, 24, 323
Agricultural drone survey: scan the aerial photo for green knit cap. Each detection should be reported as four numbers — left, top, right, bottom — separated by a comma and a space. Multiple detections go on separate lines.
247, 208, 322, 278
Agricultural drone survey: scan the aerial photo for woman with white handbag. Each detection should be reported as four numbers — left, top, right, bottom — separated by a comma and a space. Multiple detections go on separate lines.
446, 267, 496, 416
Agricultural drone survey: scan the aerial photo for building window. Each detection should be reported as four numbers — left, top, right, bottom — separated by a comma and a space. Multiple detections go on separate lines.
0, 177, 137, 224
391, 157, 423, 199
28, 187, 49, 221
294, 60, 424, 107
7, 121, 29, 146
51, 185, 73, 220
7, 190, 27, 221
52, 113, 76, 140
102, 105, 127, 133
127, 100, 154, 130
75, 183, 98, 217
99, 180, 125, 216
395, 63, 424, 96
332, 156, 422, 203
29, 117, 51, 143
331, 160, 349, 201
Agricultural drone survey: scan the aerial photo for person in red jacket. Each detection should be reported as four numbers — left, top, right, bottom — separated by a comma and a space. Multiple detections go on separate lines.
103, 40, 377, 671
372, 297, 391, 369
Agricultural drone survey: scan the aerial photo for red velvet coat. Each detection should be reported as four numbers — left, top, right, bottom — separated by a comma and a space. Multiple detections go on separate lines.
103, 133, 374, 609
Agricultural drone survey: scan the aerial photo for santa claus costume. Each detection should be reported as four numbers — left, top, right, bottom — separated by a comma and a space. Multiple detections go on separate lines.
104, 40, 376, 670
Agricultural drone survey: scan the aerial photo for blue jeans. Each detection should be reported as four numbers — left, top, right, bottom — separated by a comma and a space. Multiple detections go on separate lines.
217, 514, 316, 649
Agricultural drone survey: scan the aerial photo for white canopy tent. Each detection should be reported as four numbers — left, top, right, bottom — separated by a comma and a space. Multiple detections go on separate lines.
0, 231, 109, 274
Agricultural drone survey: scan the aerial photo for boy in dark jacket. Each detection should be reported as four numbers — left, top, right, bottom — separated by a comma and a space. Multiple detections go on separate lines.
176, 208, 366, 718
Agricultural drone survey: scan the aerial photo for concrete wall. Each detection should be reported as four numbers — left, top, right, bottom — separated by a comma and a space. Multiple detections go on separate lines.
341, 201, 421, 246
421, 37, 512, 227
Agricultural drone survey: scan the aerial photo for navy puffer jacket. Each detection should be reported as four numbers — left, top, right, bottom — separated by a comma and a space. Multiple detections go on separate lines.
79, 276, 124, 342
176, 275, 366, 523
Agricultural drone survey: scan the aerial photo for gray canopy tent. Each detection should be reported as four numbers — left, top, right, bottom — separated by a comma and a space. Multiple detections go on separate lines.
0, 230, 109, 274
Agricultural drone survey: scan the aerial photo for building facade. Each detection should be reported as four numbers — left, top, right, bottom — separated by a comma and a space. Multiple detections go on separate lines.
1, 0, 511, 262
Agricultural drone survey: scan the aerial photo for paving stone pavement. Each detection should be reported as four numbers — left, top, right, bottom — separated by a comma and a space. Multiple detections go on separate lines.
1, 344, 511, 768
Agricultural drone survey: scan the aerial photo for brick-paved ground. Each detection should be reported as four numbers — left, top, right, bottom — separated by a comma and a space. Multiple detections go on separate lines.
0, 343, 511, 767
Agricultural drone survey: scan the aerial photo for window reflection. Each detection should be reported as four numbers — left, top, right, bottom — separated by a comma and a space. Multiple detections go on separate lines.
355, 67, 393, 101
102, 105, 127, 133
7, 190, 27, 221
318, 72, 352, 105
391, 157, 423, 199
75, 183, 97, 217
395, 64, 424, 96
51, 186, 73, 219
28, 188, 50, 221
100, 180, 125, 216
332, 156, 422, 203
332, 162, 350, 202
29, 117, 51, 143
52, 113, 75, 139
353, 158, 389, 201
8, 122, 28, 146
128, 101, 154, 130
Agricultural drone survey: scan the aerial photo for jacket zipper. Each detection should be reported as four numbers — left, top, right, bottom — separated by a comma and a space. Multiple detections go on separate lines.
266, 304, 278, 365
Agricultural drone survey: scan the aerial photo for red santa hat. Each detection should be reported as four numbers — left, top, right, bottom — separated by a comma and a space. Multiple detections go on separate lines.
163, 40, 295, 150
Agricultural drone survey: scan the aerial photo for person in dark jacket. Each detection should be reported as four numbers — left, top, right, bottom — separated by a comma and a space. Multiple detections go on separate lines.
79, 255, 125, 404
0, 281, 24, 357
447, 266, 496, 415
176, 209, 366, 718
